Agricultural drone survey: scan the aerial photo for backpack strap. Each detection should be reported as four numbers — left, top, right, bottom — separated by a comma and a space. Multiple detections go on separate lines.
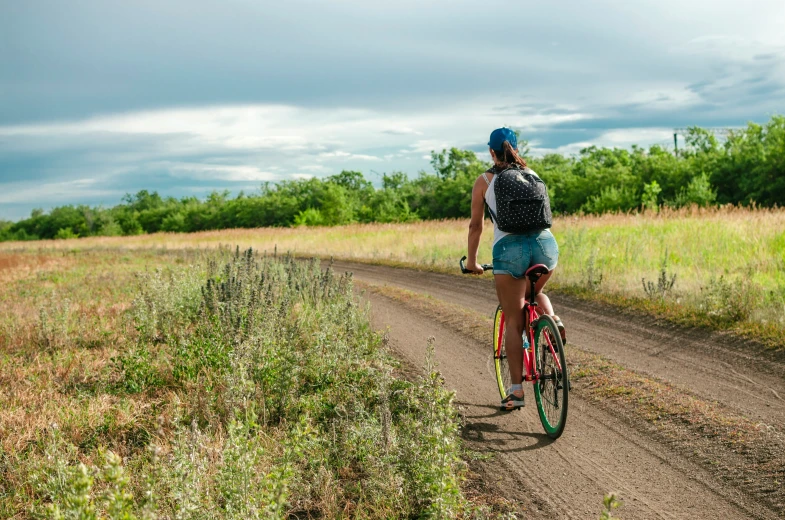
482, 170, 498, 224
486, 203, 498, 224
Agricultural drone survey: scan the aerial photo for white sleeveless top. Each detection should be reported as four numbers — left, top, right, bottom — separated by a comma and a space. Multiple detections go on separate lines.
483, 167, 541, 246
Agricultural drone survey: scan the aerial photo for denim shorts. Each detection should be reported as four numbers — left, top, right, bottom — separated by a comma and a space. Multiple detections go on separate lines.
492, 229, 559, 278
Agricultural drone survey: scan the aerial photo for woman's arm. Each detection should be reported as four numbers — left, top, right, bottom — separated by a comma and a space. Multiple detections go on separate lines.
466, 176, 487, 273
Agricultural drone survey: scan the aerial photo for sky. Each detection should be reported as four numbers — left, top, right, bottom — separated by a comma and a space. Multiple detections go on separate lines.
1, 1, 784, 220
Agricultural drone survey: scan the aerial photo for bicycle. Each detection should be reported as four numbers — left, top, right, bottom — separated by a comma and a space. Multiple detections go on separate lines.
460, 256, 569, 439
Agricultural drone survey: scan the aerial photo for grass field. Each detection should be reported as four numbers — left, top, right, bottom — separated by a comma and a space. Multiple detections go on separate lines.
0, 248, 493, 518
4, 205, 784, 346
2, 209, 781, 516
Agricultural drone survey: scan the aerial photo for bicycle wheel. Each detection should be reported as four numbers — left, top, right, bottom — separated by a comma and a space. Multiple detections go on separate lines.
493, 305, 511, 399
533, 315, 568, 439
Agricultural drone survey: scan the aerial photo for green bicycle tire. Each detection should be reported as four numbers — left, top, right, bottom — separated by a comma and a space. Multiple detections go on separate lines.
533, 314, 569, 439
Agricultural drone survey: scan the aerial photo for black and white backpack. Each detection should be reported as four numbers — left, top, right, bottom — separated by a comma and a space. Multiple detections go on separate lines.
487, 165, 552, 233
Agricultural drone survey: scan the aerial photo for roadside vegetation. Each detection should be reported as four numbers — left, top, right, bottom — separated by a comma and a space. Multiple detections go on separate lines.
6, 205, 784, 347
2, 115, 783, 241
0, 248, 489, 518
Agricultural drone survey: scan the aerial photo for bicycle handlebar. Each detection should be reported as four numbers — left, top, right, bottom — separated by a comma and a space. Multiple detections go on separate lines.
459, 256, 493, 274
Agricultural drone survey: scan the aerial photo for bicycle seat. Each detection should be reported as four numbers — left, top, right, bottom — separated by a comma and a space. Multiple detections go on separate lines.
525, 264, 550, 281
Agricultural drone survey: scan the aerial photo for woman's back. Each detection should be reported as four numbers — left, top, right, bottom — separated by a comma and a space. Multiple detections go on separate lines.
482, 165, 544, 246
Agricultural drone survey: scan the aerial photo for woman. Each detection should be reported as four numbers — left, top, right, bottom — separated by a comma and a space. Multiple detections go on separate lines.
465, 127, 565, 411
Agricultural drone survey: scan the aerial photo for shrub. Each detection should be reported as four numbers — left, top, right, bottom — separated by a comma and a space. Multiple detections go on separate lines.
699, 275, 758, 324
292, 207, 324, 227
54, 228, 78, 240
641, 180, 662, 212
671, 173, 716, 208
642, 251, 677, 300
582, 185, 640, 214
584, 249, 604, 291
35, 249, 469, 518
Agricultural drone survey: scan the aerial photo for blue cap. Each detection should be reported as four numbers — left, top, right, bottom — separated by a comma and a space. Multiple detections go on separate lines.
488, 127, 517, 151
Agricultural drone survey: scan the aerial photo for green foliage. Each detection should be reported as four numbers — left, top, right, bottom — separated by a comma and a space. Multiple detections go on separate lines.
292, 207, 324, 226
397, 339, 464, 517
114, 343, 164, 394
583, 249, 604, 291
114, 267, 203, 392
54, 228, 79, 240
642, 251, 677, 300
33, 437, 141, 520
582, 184, 640, 214
641, 180, 662, 212
709, 117, 785, 206
672, 173, 716, 208
35, 249, 469, 517
699, 275, 759, 324
600, 492, 622, 519
2, 116, 783, 240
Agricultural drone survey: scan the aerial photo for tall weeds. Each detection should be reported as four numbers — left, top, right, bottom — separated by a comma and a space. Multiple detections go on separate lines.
27, 248, 467, 518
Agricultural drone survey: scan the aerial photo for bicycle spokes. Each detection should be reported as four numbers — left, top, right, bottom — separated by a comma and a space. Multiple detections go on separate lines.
493, 308, 569, 439
533, 315, 569, 439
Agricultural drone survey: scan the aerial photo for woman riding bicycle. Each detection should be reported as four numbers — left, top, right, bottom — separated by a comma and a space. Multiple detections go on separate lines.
465, 127, 565, 411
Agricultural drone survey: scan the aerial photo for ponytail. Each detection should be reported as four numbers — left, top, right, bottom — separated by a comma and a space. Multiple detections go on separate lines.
499, 140, 527, 168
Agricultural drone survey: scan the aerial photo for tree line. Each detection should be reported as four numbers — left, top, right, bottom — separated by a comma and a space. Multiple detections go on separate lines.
2, 115, 783, 241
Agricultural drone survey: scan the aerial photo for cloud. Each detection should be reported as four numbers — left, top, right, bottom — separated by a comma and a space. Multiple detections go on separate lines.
318, 151, 381, 161
407, 140, 452, 154
0, 178, 121, 205
2, 1, 785, 218
159, 162, 277, 182
528, 128, 675, 157
381, 127, 423, 136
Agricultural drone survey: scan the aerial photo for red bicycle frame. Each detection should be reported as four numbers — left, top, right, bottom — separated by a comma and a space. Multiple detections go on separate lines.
496, 301, 563, 382
459, 256, 563, 383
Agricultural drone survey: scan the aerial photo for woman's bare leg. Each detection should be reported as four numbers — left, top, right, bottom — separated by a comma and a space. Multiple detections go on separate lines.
524, 270, 555, 315
526, 270, 565, 342
496, 270, 559, 393
494, 274, 528, 386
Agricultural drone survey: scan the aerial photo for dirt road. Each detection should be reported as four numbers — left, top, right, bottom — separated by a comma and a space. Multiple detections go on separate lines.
333, 261, 785, 519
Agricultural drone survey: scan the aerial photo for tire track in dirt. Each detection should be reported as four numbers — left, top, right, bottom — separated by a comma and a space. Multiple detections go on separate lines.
368, 293, 774, 519
329, 261, 785, 518
334, 261, 785, 429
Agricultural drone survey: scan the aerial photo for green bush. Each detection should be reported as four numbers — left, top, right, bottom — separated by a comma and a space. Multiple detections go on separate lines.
699, 275, 759, 324
35, 249, 469, 518
641, 180, 662, 212
582, 185, 640, 214
292, 207, 324, 226
672, 173, 716, 208
54, 228, 78, 240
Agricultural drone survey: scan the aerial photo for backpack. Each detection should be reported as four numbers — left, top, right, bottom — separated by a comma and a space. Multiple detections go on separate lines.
486, 165, 552, 233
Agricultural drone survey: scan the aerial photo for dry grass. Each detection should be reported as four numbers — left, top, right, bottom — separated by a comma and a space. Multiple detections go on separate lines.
4, 206, 782, 342
0, 250, 191, 517
0, 251, 186, 447
0, 253, 74, 285
0, 249, 479, 518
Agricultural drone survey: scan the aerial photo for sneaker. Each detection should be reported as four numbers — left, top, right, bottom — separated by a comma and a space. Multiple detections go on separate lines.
501, 389, 525, 411
553, 316, 567, 345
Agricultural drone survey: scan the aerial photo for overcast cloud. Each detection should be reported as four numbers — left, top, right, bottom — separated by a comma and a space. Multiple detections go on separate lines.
1, 0, 784, 219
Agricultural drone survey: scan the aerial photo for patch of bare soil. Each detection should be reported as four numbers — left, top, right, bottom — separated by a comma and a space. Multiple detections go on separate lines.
339, 261, 785, 519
